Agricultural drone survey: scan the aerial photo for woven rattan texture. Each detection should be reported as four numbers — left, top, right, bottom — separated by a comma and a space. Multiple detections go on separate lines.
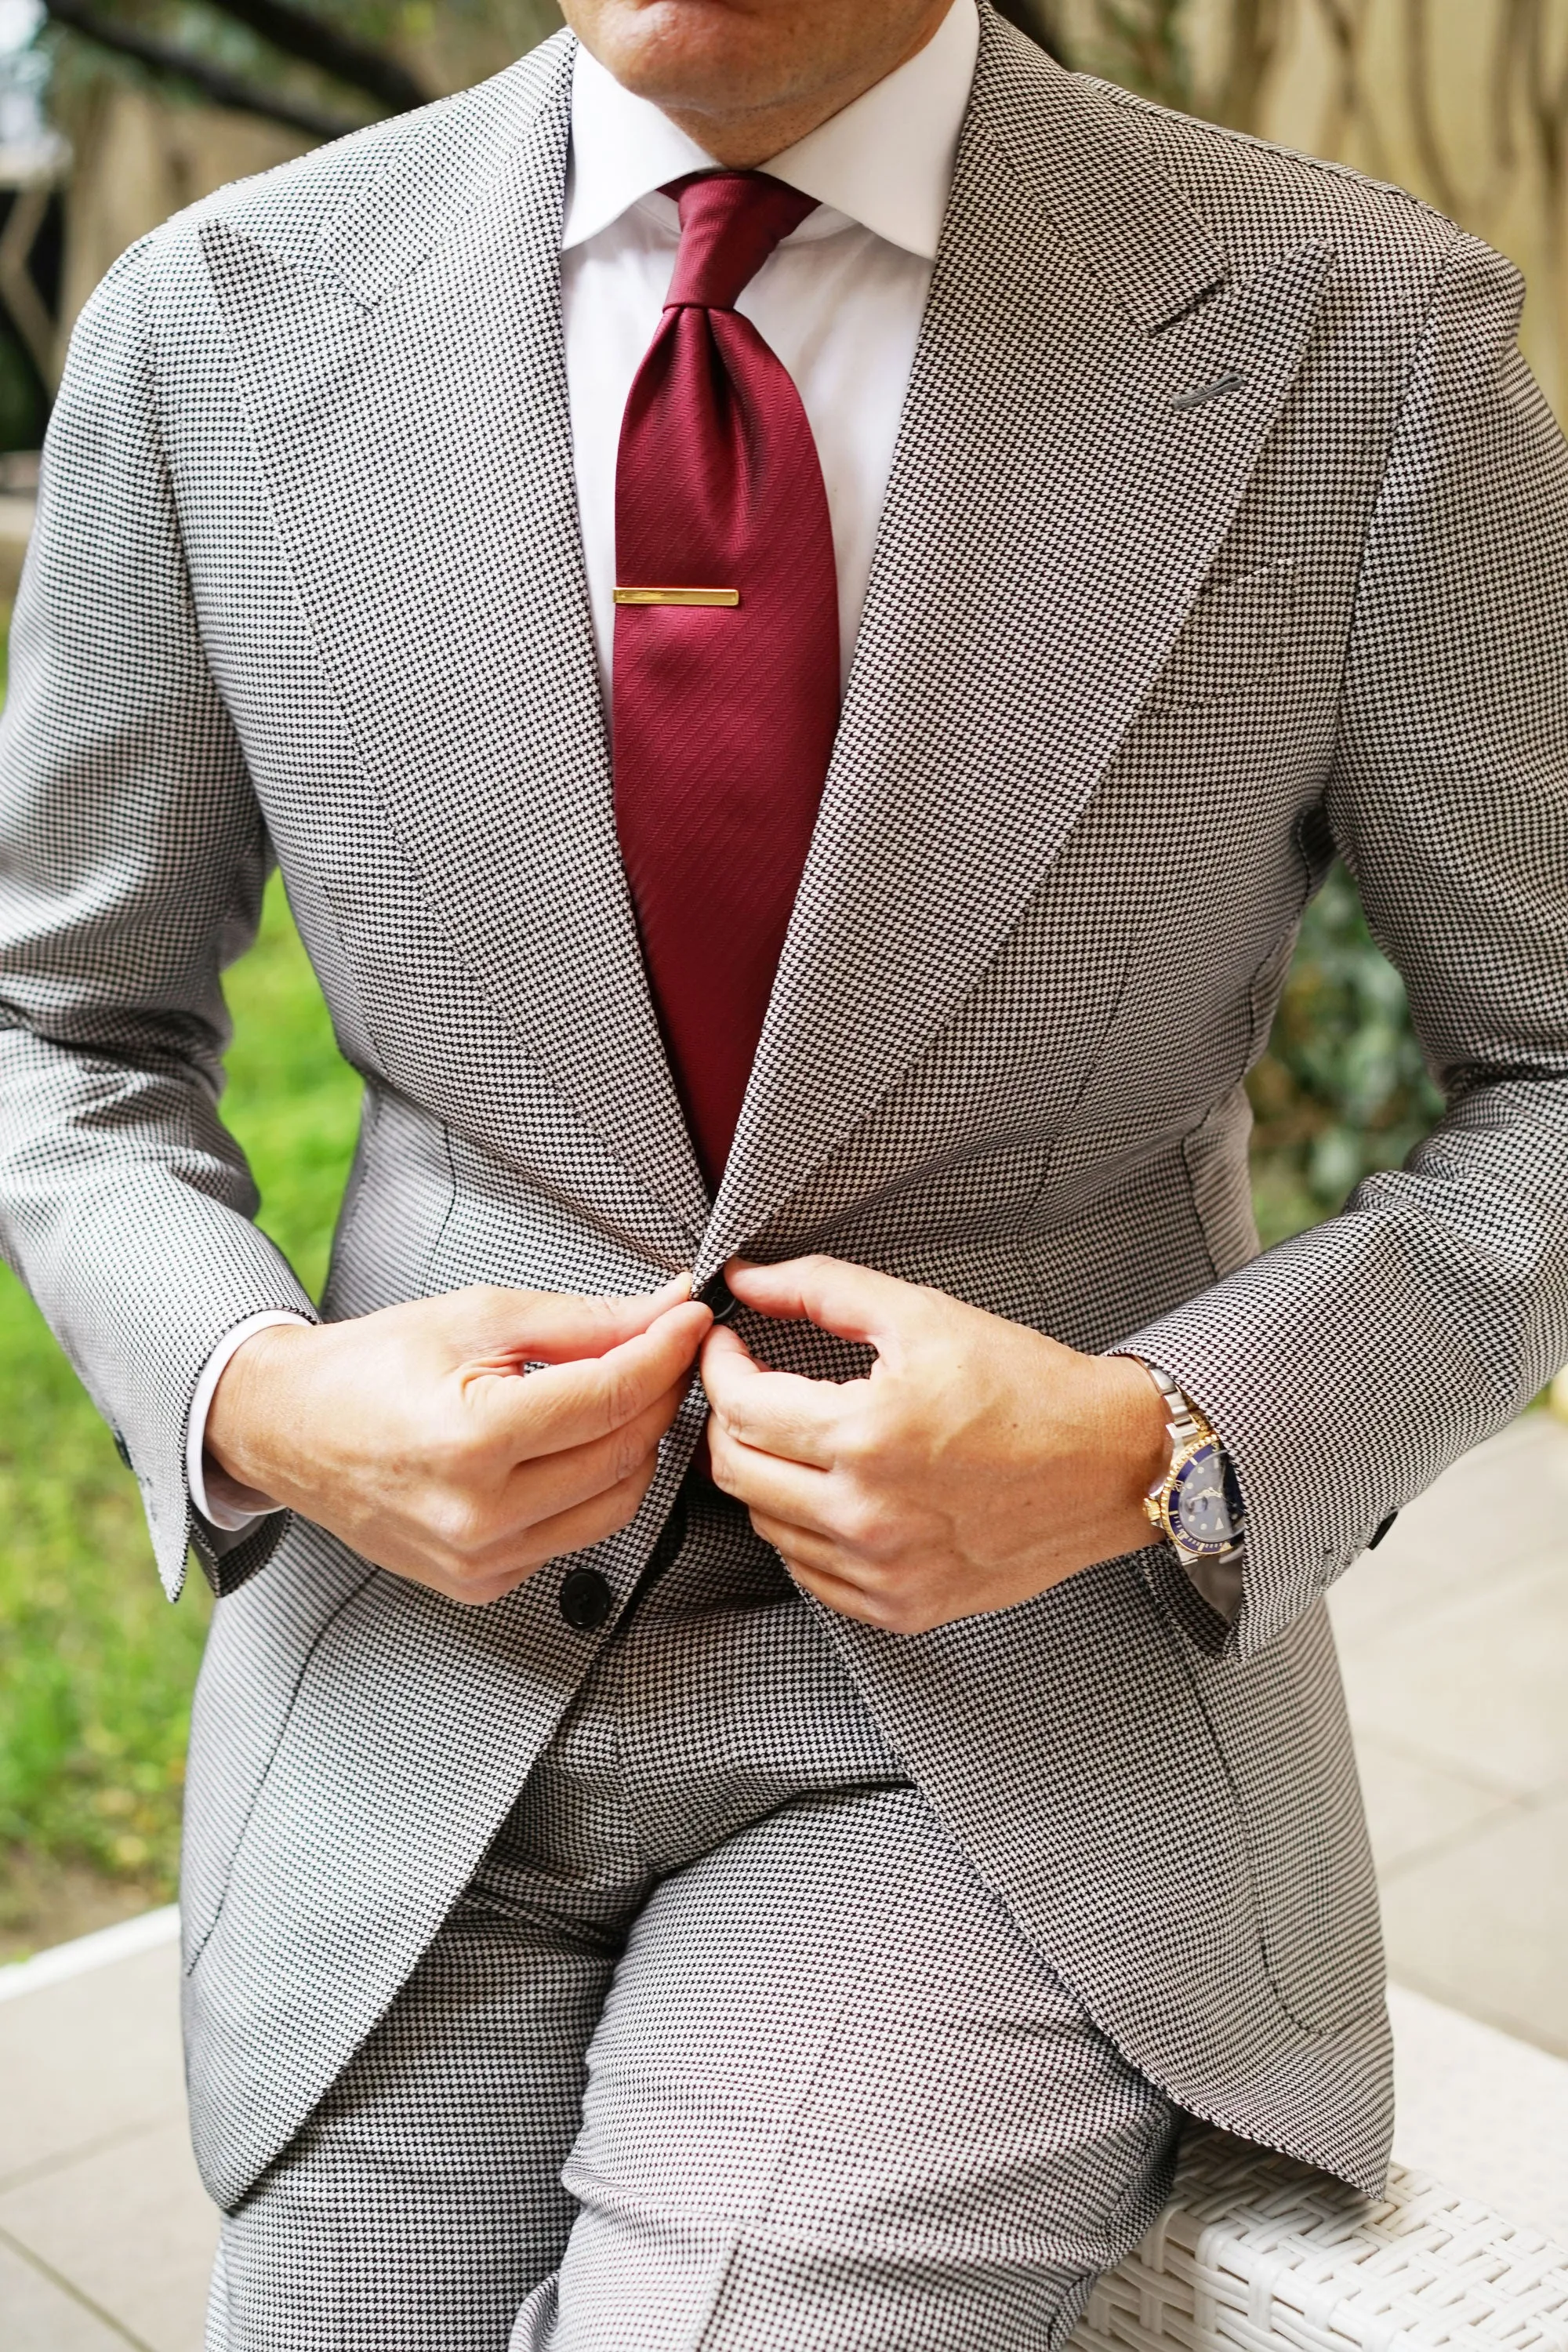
1073, 2129, 1568, 2352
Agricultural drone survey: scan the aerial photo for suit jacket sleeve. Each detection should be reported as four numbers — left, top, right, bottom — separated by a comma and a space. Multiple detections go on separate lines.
0, 244, 319, 1602
1124, 228, 1568, 1660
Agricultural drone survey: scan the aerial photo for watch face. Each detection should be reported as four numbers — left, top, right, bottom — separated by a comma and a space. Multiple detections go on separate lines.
1172, 1442, 1236, 1549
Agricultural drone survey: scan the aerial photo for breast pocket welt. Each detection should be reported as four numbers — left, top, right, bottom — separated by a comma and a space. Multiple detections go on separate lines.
1144, 557, 1303, 711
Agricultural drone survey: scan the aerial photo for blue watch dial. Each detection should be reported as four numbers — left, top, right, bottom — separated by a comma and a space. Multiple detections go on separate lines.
1171, 1440, 1238, 1549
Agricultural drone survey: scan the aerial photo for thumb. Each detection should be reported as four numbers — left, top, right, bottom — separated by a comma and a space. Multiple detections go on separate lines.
470, 1301, 711, 1462
721, 1254, 921, 1352
456, 1276, 694, 1367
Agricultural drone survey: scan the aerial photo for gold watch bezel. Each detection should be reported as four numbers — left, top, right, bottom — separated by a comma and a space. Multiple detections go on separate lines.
1146, 1424, 1243, 1560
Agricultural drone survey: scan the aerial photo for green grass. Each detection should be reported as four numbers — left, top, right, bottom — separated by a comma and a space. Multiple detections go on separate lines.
0, 874, 361, 1912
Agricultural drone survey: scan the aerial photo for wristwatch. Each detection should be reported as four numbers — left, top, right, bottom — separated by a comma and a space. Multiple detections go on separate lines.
1122, 1358, 1246, 1571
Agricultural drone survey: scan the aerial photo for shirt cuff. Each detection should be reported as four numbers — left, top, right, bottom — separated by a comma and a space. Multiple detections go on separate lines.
186, 1312, 311, 1532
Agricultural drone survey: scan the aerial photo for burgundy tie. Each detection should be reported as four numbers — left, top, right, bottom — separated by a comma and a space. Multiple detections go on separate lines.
613, 172, 840, 1190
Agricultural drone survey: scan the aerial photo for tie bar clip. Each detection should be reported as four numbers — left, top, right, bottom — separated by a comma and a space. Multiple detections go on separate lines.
613, 586, 740, 608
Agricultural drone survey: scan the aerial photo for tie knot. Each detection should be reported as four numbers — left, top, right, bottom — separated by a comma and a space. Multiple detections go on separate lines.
662, 172, 818, 312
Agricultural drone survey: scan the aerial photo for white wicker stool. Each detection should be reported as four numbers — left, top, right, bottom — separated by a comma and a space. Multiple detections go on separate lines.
1072, 2125, 1568, 2352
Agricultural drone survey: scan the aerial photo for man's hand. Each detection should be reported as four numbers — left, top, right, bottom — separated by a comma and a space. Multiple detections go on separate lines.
206, 1281, 712, 1606
701, 1258, 1170, 1634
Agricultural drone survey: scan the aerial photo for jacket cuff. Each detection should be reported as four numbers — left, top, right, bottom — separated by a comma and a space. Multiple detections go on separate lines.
1116, 1216, 1484, 1659
96, 1219, 322, 1601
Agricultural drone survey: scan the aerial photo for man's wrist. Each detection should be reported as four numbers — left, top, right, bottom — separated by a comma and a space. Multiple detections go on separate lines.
1116, 1354, 1247, 1563
1105, 1352, 1174, 1490
1094, 1352, 1175, 1552
198, 1315, 316, 1520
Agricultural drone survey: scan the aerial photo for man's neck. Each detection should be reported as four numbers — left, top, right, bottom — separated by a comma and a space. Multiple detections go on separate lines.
582, 2, 953, 170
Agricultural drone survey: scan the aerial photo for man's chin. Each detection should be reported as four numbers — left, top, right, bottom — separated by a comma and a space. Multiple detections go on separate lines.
564, 0, 829, 128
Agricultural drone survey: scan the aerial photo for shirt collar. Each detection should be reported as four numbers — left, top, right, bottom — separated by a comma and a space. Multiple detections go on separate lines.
561, 0, 979, 260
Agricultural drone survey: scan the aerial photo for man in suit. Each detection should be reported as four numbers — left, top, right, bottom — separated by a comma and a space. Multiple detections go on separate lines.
2, 0, 1565, 2339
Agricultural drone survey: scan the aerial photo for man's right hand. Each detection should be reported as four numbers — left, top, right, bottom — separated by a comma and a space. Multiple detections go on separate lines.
204, 1281, 712, 1606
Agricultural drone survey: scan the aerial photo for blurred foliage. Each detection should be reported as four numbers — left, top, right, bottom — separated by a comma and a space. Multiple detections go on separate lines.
0, 864, 361, 1914
40, 0, 430, 136
38, 0, 565, 131
0, 320, 47, 448
996, 0, 1192, 102
1249, 866, 1443, 1248
0, 1289, 209, 1897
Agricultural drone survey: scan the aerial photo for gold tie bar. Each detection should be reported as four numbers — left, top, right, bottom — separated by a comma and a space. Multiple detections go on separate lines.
613, 586, 740, 608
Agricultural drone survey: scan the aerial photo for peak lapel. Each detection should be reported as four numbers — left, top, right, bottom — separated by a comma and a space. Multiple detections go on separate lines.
201, 38, 707, 1228
703, 24, 1333, 1270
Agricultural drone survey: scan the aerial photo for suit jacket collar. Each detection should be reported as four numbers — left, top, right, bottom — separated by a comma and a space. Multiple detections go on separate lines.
702, 14, 1332, 1266
983, 46, 1229, 331
201, 16, 1330, 1267
205, 34, 713, 1236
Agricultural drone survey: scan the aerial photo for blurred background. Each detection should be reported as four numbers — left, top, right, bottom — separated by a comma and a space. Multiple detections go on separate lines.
0, 0, 1560, 1962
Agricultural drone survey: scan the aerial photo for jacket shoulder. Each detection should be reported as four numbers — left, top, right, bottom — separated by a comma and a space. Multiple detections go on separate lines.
1080, 72, 1461, 288
132, 28, 572, 292
976, 13, 1473, 343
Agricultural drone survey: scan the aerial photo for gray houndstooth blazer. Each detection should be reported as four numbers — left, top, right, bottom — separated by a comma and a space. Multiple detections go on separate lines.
2, 6, 1566, 2213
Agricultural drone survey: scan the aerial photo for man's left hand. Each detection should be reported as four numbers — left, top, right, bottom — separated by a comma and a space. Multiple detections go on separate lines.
701, 1257, 1172, 1633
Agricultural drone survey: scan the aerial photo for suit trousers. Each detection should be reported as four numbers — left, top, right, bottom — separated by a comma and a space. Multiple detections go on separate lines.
205, 1489, 1182, 2351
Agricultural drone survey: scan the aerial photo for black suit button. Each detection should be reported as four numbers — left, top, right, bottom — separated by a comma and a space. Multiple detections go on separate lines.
559, 1567, 614, 1632
696, 1271, 741, 1324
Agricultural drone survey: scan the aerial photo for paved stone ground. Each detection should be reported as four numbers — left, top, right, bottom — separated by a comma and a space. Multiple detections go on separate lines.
1328, 1410, 1568, 2057
2, 1414, 1565, 2350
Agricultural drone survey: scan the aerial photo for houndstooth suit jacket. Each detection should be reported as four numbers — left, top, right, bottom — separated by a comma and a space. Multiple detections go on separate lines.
2, 5, 1566, 2214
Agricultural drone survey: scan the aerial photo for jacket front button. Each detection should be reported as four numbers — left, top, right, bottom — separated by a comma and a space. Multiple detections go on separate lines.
696, 1270, 741, 1324
559, 1567, 614, 1633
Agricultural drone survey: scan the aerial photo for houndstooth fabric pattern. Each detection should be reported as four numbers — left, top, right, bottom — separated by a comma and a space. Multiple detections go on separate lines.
1, 0, 1565, 2212
207, 1502, 1181, 2351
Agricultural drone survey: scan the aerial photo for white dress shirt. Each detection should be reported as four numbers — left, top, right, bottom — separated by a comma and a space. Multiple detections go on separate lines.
564, 0, 978, 691
189, 0, 980, 1529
